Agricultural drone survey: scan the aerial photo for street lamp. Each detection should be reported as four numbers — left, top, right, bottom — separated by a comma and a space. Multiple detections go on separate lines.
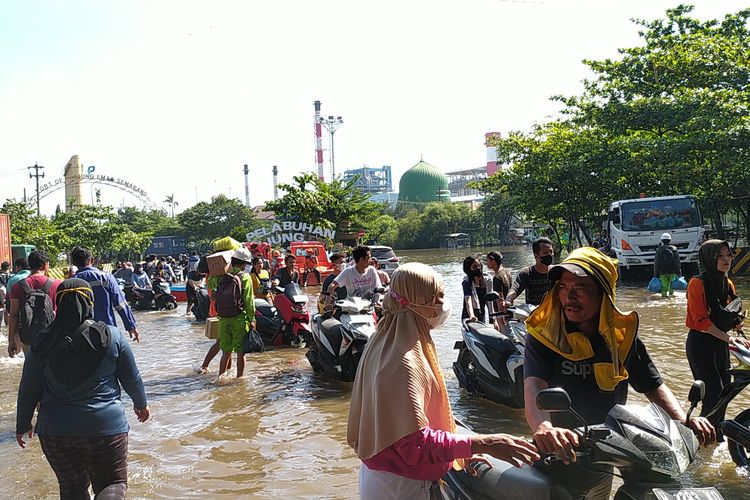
319, 115, 344, 180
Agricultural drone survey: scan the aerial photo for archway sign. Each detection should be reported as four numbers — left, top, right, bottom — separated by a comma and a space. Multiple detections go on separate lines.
27, 174, 159, 210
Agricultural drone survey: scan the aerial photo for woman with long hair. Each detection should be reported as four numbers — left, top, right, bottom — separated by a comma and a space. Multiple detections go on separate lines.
348, 263, 538, 499
16, 278, 149, 499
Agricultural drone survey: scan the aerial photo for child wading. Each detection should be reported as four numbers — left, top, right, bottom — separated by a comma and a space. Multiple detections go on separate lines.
210, 247, 256, 378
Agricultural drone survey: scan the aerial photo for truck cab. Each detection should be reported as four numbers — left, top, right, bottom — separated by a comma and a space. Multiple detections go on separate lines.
608, 195, 703, 272
288, 241, 334, 286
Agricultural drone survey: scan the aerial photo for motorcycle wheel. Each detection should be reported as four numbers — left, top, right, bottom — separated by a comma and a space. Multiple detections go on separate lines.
727, 408, 750, 467
306, 349, 323, 374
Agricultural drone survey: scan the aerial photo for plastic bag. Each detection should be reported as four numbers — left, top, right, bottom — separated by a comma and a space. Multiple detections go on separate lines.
647, 277, 662, 293
212, 236, 242, 252
242, 329, 265, 353
671, 276, 688, 291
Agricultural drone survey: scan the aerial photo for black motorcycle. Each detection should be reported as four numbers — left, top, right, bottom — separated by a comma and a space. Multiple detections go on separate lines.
453, 291, 534, 408
441, 384, 722, 500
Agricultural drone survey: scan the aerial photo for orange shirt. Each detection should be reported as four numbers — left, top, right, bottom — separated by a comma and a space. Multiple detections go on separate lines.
685, 277, 736, 332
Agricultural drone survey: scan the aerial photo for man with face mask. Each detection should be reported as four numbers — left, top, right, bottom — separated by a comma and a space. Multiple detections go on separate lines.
504, 237, 554, 307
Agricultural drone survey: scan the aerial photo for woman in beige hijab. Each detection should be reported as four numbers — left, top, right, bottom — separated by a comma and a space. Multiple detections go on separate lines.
348, 263, 538, 499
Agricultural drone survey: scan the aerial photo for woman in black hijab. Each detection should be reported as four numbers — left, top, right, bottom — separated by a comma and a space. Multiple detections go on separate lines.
16, 278, 149, 500
685, 240, 750, 423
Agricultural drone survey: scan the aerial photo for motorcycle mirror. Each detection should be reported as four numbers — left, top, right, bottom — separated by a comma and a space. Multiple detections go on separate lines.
688, 381, 706, 404
536, 388, 572, 412
374, 287, 386, 294
686, 380, 706, 422
484, 291, 500, 302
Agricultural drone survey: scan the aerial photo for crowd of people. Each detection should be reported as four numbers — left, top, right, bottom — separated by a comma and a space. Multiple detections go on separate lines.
3, 236, 748, 499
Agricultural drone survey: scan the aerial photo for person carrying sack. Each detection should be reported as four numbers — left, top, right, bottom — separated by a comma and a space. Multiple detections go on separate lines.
654, 233, 682, 297
209, 247, 256, 378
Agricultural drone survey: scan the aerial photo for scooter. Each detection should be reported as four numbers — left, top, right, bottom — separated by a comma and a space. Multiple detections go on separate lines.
453, 291, 535, 408
306, 289, 383, 382
152, 277, 178, 310
441, 384, 723, 500
254, 283, 311, 347
700, 334, 750, 466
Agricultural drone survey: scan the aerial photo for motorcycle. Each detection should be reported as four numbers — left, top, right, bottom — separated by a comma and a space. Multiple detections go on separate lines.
306, 289, 384, 382
254, 283, 311, 347
152, 277, 178, 310
441, 384, 723, 500
699, 298, 750, 466
453, 291, 535, 408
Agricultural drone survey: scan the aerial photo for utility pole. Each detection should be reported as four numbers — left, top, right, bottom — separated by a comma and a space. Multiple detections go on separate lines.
28, 163, 45, 215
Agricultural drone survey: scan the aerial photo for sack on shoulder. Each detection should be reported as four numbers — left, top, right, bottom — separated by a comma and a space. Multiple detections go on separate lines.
215, 274, 244, 318
242, 329, 265, 353
18, 278, 55, 345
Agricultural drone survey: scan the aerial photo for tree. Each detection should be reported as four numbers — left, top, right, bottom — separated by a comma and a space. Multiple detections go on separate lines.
117, 207, 182, 237
52, 205, 151, 260
1, 200, 68, 260
177, 194, 259, 249
265, 173, 380, 231
164, 194, 179, 218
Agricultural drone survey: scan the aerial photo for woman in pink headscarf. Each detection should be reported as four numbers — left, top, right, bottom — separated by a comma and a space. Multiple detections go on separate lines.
348, 262, 539, 499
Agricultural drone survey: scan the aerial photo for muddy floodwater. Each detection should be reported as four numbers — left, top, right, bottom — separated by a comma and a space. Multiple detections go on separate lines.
1, 247, 749, 499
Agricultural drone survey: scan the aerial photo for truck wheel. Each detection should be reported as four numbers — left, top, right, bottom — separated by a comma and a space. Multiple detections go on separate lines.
727, 409, 750, 467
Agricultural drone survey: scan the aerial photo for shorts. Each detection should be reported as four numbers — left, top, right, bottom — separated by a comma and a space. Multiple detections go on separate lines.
219, 315, 247, 353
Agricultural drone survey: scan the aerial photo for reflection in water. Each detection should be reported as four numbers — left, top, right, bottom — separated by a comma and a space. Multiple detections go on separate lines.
0, 246, 748, 498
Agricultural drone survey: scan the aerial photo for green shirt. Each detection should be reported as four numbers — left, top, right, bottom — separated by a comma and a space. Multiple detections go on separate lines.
207, 268, 255, 322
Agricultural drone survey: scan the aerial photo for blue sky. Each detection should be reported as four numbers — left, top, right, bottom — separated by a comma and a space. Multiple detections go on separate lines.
1, 0, 747, 214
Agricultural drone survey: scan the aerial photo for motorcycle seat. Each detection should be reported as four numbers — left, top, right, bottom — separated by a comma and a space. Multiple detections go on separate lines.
466, 322, 512, 352
255, 300, 276, 317
320, 318, 343, 353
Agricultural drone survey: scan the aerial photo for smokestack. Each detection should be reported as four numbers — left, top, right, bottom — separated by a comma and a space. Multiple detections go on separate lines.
314, 100, 324, 181
243, 164, 250, 207
485, 132, 502, 175
272, 165, 279, 200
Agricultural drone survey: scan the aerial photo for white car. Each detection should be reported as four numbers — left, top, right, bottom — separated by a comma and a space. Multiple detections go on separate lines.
370, 245, 400, 275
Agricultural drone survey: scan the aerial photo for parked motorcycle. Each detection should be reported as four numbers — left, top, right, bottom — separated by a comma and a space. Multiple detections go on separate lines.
441, 384, 722, 500
306, 289, 383, 382
255, 283, 311, 347
453, 291, 535, 408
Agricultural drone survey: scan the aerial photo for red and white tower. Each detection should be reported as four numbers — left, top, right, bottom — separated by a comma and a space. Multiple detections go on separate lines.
485, 132, 502, 176
314, 100, 324, 181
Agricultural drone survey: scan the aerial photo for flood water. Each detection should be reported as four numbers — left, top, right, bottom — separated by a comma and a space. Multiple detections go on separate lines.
1, 247, 749, 499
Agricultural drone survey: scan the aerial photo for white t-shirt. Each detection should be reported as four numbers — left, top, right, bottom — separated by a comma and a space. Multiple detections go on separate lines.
333, 265, 382, 298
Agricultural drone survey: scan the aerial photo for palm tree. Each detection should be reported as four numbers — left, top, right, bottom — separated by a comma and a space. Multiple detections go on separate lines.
164, 194, 178, 218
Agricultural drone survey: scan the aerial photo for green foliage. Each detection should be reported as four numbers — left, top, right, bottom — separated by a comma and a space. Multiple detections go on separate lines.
479, 5, 750, 242
52, 205, 151, 259
178, 194, 260, 250
265, 173, 381, 231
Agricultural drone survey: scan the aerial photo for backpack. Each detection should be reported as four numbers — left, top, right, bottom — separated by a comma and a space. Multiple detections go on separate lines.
215, 273, 244, 318
18, 278, 55, 345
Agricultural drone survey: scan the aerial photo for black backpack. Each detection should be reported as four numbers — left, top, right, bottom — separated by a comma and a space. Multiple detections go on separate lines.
18, 278, 55, 345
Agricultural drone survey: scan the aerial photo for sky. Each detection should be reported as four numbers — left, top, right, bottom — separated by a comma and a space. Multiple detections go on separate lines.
1, 0, 747, 216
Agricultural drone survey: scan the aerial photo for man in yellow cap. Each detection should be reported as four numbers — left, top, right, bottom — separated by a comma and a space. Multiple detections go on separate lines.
522, 246, 715, 499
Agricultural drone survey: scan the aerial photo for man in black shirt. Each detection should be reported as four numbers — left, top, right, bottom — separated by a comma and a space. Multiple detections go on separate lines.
523, 247, 715, 499
504, 237, 554, 306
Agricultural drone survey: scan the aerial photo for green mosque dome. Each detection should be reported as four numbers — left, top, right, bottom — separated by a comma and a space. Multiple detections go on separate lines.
398, 160, 451, 204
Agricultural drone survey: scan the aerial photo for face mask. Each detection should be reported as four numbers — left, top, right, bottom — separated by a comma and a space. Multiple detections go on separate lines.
470, 268, 483, 277
540, 254, 553, 266
411, 301, 452, 329
334, 262, 344, 271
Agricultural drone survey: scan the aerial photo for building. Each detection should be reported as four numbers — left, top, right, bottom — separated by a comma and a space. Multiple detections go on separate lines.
446, 167, 486, 197
398, 160, 451, 204
341, 165, 392, 195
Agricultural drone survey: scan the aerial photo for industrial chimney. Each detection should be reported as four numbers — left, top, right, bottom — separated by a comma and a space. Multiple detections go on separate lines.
243, 164, 250, 207
272, 165, 279, 200
314, 100, 324, 181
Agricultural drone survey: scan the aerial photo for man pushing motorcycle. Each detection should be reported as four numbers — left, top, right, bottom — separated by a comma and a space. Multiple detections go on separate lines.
523, 247, 716, 499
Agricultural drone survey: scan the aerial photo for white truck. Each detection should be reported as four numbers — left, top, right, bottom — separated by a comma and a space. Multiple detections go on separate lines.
607, 195, 704, 273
